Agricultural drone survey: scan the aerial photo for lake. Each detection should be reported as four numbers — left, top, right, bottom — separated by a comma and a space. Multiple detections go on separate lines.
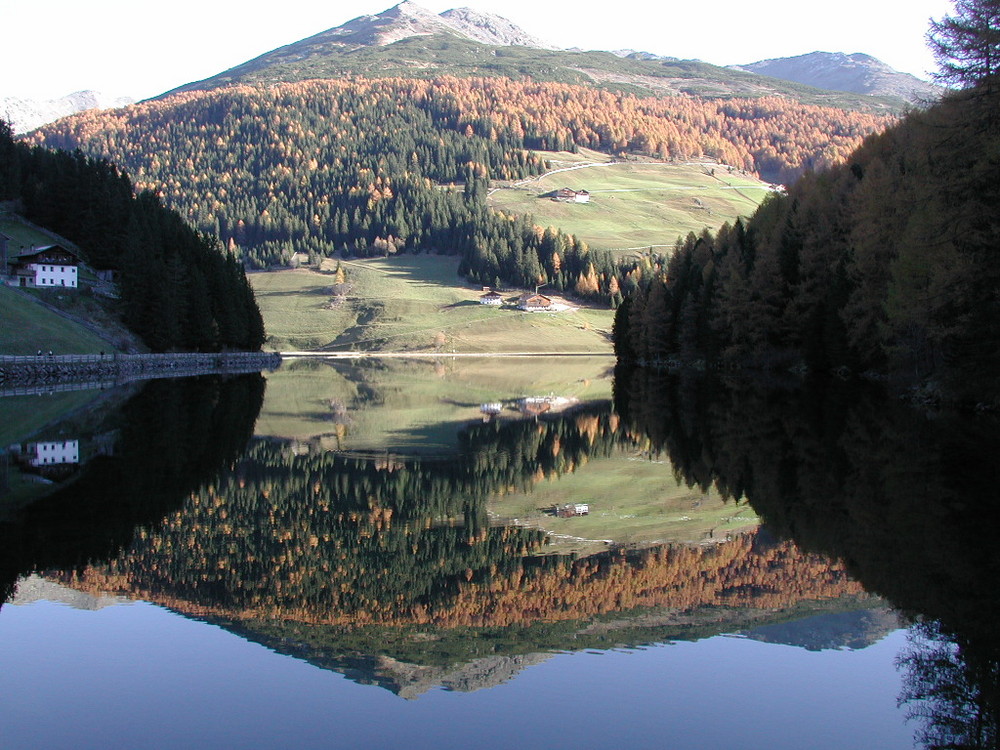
1, 357, 996, 749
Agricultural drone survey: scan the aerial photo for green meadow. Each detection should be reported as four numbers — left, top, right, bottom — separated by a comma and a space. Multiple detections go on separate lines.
251, 255, 615, 354
0, 285, 112, 355
489, 148, 773, 254
0, 214, 72, 253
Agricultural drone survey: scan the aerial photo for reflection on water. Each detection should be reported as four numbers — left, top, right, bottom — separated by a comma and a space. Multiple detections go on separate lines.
0, 374, 265, 604
3, 360, 996, 746
615, 366, 1000, 748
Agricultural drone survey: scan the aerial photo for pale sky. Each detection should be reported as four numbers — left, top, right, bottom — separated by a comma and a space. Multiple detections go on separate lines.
1, 0, 956, 101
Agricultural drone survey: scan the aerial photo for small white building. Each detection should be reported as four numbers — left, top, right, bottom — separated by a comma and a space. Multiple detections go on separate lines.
9, 245, 79, 289
479, 290, 504, 306
27, 440, 80, 467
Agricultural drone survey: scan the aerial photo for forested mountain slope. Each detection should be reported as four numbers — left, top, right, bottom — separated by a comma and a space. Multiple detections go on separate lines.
613, 82, 1000, 403
28, 78, 891, 304
0, 124, 264, 351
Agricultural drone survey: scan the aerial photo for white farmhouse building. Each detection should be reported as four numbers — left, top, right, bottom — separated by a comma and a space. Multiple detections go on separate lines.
27, 440, 80, 467
8, 244, 79, 288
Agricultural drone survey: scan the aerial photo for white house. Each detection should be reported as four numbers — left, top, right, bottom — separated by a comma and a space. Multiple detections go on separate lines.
27, 440, 80, 467
8, 244, 79, 288
479, 290, 504, 306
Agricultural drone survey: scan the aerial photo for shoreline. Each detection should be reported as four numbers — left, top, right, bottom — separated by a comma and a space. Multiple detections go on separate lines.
0, 351, 282, 395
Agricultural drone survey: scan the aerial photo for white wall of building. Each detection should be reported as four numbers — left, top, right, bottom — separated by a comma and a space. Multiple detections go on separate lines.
29, 440, 80, 466
29, 263, 78, 288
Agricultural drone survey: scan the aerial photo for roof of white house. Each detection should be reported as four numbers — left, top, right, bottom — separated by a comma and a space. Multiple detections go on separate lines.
16, 243, 78, 260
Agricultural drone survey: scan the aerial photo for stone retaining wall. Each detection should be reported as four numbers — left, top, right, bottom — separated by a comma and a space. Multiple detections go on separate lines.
0, 351, 282, 393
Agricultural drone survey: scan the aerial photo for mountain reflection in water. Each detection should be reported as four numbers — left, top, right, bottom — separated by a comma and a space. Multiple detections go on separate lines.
2, 362, 996, 747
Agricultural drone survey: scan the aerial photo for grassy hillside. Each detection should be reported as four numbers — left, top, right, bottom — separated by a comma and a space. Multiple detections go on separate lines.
0, 285, 115, 355
0, 213, 76, 252
489, 148, 773, 253
251, 254, 615, 353
0, 214, 145, 355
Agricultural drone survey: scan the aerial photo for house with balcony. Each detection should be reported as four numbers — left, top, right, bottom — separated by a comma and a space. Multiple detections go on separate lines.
6, 244, 79, 288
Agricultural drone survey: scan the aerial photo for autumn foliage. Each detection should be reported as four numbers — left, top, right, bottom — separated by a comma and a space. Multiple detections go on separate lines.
26, 78, 891, 299
57, 531, 860, 629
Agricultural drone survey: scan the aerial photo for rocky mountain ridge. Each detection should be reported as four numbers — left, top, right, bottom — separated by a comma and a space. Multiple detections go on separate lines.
158, 3, 912, 113
1, 90, 134, 134
288, 1, 552, 50
216, 1, 552, 70
733, 51, 940, 104
438, 6, 556, 49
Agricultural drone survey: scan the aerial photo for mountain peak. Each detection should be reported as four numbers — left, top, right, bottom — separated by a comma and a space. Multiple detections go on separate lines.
313, 2, 455, 48
732, 51, 939, 103
439, 7, 556, 49
1, 90, 135, 133
160, 2, 559, 96
296, 3, 552, 51
384, 1, 440, 20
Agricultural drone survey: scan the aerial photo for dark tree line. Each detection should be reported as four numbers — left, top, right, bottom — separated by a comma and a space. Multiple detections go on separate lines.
0, 123, 265, 351
613, 78, 1000, 403
0, 374, 266, 606
614, 367, 1000, 749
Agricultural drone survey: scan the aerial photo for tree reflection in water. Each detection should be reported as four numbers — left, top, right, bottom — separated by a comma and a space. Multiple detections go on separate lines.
898, 621, 999, 750
614, 366, 1000, 749
6, 366, 1000, 735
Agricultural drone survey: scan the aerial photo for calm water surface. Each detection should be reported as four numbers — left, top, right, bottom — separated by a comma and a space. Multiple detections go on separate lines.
1, 358, 996, 749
